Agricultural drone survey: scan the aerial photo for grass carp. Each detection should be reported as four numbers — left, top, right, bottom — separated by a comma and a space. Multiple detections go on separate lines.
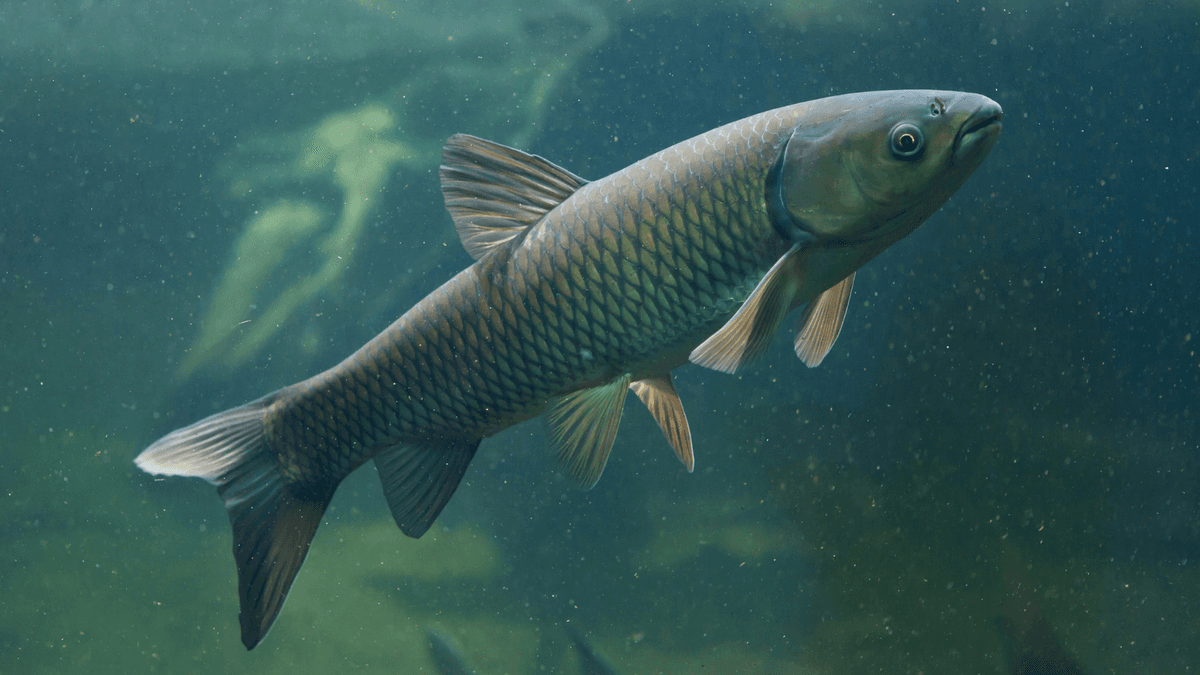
137, 89, 1002, 648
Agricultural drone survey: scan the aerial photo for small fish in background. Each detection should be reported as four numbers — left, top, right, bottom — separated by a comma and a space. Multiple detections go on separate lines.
426, 627, 618, 675
566, 627, 619, 675
426, 629, 477, 675
996, 613, 1089, 675
136, 90, 1001, 648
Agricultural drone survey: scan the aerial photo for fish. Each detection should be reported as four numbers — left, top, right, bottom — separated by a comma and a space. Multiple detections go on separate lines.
136, 90, 1002, 649
426, 626, 618, 675
567, 626, 619, 675
996, 614, 1089, 675
426, 629, 475, 675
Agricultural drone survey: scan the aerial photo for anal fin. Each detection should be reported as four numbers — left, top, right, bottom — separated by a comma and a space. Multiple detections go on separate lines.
794, 272, 854, 367
545, 373, 633, 489
630, 373, 694, 472
689, 243, 804, 374
375, 438, 481, 538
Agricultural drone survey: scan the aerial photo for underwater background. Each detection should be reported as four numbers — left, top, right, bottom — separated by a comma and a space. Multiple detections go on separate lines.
1, 0, 1196, 672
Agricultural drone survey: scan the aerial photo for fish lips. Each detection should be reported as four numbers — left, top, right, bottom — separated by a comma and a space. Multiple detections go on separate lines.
953, 99, 1003, 165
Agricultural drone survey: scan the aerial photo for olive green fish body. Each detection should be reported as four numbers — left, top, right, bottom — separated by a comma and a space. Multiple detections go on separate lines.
266, 106, 799, 485
135, 90, 1002, 649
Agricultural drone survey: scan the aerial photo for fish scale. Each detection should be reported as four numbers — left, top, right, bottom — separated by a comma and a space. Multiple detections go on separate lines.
135, 90, 1002, 649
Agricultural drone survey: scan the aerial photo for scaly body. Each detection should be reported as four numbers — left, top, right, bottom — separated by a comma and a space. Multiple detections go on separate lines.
271, 109, 790, 481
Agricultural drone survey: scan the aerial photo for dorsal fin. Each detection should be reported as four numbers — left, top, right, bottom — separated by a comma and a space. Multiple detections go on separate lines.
794, 272, 854, 367
439, 134, 589, 259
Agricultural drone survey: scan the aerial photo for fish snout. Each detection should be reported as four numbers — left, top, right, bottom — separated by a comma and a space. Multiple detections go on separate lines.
953, 95, 1003, 164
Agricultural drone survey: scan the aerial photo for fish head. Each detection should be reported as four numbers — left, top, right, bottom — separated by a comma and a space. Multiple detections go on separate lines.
771, 90, 1002, 249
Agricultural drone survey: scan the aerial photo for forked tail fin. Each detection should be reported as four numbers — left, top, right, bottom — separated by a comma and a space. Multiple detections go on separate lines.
135, 392, 334, 650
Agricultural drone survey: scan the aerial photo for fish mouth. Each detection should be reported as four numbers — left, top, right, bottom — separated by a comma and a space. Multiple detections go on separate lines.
953, 100, 1003, 164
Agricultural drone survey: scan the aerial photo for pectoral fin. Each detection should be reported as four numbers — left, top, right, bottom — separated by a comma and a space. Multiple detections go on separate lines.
545, 373, 633, 489
375, 438, 480, 538
630, 374, 694, 472
440, 134, 589, 259
794, 272, 854, 367
689, 244, 804, 374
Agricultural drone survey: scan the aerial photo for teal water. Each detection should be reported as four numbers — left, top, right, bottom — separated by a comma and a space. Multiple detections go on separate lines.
2, 2, 1197, 673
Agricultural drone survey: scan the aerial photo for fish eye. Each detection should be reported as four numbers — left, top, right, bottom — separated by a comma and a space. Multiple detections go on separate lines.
889, 123, 924, 160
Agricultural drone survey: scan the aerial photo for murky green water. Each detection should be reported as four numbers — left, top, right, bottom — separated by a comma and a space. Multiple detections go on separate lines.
2, 1, 1197, 673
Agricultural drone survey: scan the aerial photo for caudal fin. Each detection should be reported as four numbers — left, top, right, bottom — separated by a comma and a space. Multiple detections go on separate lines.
135, 392, 334, 650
